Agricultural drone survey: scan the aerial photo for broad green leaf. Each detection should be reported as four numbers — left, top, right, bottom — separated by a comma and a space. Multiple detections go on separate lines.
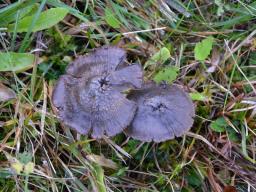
189, 92, 208, 101
144, 47, 170, 68
47, 0, 89, 23
210, 117, 227, 132
104, 8, 120, 28
8, 7, 69, 32
0, 0, 40, 25
0, 52, 35, 72
0, 4, 38, 26
194, 36, 214, 61
153, 66, 179, 84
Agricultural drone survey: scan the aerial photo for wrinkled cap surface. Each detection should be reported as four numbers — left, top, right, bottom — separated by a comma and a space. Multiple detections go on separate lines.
125, 83, 195, 142
66, 46, 143, 91
52, 47, 143, 138
66, 46, 126, 78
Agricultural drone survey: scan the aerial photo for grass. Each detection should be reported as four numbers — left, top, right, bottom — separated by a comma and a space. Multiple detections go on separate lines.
0, 0, 256, 191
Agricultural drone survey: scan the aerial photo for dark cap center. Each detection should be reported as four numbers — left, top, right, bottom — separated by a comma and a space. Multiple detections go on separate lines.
152, 103, 167, 112
98, 77, 109, 91
145, 97, 168, 112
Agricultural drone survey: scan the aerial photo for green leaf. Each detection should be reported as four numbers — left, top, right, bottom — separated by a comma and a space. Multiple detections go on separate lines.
145, 47, 170, 68
210, 117, 228, 132
186, 168, 203, 187
0, 4, 38, 26
0, 52, 35, 72
194, 36, 214, 61
189, 92, 208, 101
104, 8, 120, 28
92, 164, 107, 192
153, 66, 179, 84
0, 0, 40, 25
11, 161, 23, 174
8, 7, 69, 32
226, 127, 239, 142
17, 152, 33, 164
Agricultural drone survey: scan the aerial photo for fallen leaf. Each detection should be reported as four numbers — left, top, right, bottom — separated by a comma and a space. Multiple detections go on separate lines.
0, 121, 4, 127
87, 154, 118, 169
207, 48, 221, 73
0, 83, 16, 102
207, 168, 222, 192
224, 186, 237, 192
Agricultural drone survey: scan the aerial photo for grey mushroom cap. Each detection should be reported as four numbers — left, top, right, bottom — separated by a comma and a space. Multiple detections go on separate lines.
52, 47, 143, 138
125, 83, 195, 142
66, 46, 142, 90
108, 64, 143, 91
66, 46, 126, 78
52, 74, 138, 138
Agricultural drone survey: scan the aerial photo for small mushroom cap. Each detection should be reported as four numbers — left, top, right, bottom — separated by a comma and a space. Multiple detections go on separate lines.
66, 46, 126, 78
125, 83, 195, 142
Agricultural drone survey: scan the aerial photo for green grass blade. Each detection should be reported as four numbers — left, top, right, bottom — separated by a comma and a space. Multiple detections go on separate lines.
18, 0, 47, 52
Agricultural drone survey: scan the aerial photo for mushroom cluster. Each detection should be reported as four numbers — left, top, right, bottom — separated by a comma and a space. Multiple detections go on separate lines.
52, 46, 195, 142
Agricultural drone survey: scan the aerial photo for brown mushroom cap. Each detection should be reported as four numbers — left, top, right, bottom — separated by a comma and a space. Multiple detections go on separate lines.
52, 47, 143, 138
125, 83, 195, 142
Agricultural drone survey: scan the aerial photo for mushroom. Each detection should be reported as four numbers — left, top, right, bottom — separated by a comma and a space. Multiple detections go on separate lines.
52, 46, 143, 138
125, 83, 195, 142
